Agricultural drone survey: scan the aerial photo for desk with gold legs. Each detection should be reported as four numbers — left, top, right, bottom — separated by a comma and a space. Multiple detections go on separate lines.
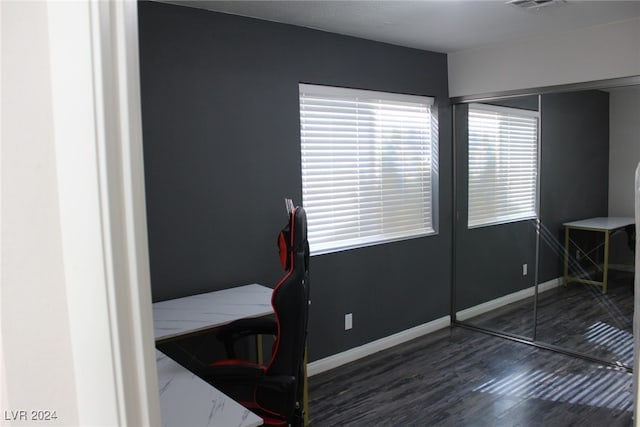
562, 217, 634, 293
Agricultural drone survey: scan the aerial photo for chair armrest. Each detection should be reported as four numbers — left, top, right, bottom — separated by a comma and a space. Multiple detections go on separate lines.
217, 317, 277, 358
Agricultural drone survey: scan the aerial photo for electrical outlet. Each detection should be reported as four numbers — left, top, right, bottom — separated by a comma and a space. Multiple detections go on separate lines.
522, 263, 528, 276
345, 313, 353, 330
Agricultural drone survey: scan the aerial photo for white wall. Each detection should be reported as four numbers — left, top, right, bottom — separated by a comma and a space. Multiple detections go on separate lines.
1, 2, 80, 424
448, 17, 640, 97
609, 86, 640, 217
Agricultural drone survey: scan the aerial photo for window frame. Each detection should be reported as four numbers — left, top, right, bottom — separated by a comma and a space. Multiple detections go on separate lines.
299, 83, 439, 255
467, 103, 540, 230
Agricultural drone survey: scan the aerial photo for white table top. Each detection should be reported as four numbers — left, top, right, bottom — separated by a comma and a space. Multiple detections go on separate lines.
153, 283, 274, 341
562, 217, 635, 231
156, 350, 262, 427
154, 284, 273, 426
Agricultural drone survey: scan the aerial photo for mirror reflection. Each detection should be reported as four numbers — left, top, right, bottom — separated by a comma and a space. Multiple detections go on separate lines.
453, 84, 638, 370
454, 95, 540, 339
535, 87, 637, 367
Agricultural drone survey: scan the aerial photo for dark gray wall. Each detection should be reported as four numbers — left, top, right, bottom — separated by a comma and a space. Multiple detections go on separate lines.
487, 96, 539, 111
454, 91, 609, 311
138, 1, 452, 361
538, 91, 610, 281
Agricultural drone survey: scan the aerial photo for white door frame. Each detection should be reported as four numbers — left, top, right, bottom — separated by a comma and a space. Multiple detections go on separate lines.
48, 1, 159, 425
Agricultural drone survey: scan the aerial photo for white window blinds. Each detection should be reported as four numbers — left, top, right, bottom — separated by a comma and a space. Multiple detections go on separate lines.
299, 84, 437, 255
467, 103, 539, 229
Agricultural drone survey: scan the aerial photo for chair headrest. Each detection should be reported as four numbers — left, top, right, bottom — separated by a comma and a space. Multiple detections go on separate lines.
277, 206, 307, 271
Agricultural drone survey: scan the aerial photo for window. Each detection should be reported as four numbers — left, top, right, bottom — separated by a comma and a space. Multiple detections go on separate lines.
467, 103, 539, 229
299, 84, 438, 255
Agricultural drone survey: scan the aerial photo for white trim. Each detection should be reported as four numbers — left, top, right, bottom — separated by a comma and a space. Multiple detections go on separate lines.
48, 2, 120, 423
456, 277, 562, 321
307, 316, 451, 376
92, 1, 161, 425
48, 0, 159, 425
467, 215, 538, 231
299, 83, 434, 105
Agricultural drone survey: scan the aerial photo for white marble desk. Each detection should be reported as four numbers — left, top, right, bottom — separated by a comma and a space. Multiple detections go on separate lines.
563, 217, 635, 293
156, 350, 262, 427
154, 284, 272, 427
153, 283, 274, 341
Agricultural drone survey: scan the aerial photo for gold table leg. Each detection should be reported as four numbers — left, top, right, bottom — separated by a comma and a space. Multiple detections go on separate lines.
603, 230, 610, 294
303, 350, 309, 426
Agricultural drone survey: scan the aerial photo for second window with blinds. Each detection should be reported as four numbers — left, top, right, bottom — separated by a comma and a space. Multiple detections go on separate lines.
299, 84, 438, 255
467, 103, 539, 229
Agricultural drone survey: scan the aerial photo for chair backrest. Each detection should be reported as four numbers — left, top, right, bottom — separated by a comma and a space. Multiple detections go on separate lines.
256, 206, 310, 418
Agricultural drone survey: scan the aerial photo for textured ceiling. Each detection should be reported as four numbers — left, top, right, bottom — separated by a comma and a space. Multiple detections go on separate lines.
162, 1, 640, 53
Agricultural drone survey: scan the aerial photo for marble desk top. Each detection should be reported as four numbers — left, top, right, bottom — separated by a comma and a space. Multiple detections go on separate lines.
156, 350, 262, 427
153, 283, 274, 341
563, 217, 635, 231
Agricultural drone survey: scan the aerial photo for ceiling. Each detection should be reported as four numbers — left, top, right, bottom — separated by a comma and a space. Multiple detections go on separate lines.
163, 0, 640, 53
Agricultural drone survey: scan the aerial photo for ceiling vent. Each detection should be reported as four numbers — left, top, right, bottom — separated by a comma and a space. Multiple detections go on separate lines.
507, 0, 564, 10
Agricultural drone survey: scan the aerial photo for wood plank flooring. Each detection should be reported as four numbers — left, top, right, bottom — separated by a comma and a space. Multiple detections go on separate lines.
309, 271, 635, 426
308, 327, 633, 426
465, 271, 634, 367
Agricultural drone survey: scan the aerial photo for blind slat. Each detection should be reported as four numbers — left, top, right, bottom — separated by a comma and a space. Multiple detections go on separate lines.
300, 84, 438, 255
468, 103, 538, 229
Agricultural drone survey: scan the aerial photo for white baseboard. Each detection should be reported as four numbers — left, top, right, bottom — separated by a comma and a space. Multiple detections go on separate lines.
456, 277, 562, 321
307, 315, 450, 377
307, 278, 562, 377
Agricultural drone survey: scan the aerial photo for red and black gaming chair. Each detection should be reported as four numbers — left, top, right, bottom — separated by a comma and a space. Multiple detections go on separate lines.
201, 206, 310, 427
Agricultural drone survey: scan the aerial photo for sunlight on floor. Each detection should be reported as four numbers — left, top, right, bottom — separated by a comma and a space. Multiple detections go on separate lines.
585, 321, 633, 365
473, 367, 633, 412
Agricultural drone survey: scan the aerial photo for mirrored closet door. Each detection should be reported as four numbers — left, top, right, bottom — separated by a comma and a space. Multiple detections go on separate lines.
534, 88, 636, 367
453, 95, 540, 340
452, 79, 639, 371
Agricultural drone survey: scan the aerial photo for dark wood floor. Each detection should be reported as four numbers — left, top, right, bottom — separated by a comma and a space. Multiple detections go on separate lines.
308, 272, 635, 426
308, 327, 633, 426
466, 270, 634, 367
